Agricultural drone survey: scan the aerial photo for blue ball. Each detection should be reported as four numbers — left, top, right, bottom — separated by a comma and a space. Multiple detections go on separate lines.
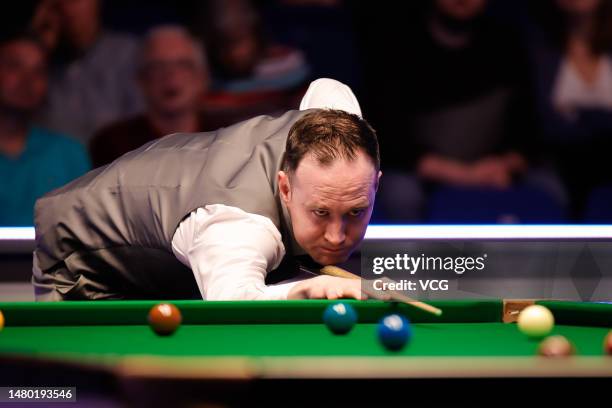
378, 314, 412, 351
323, 302, 358, 335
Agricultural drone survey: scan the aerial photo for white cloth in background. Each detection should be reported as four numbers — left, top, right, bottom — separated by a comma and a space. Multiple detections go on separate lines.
300, 78, 362, 117
552, 55, 612, 118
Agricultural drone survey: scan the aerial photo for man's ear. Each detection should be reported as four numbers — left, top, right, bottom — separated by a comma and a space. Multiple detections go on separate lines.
375, 170, 382, 193
278, 171, 291, 203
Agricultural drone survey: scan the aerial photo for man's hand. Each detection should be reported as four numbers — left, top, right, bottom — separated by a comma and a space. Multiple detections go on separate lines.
502, 151, 528, 174
466, 158, 513, 188
287, 275, 366, 300
418, 153, 529, 189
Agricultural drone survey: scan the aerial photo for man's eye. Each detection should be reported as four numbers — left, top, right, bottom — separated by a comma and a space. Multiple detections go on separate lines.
349, 209, 365, 217
313, 209, 328, 217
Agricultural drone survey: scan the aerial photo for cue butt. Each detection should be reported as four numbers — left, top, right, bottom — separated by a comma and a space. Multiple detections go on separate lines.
320, 265, 360, 280
321, 265, 443, 316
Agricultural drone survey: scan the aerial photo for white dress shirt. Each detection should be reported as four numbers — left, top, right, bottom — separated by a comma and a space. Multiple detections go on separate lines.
171, 78, 362, 300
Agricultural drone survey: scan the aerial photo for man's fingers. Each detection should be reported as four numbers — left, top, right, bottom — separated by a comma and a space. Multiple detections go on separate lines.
300, 275, 370, 300
310, 287, 325, 299
327, 288, 339, 300
342, 285, 365, 300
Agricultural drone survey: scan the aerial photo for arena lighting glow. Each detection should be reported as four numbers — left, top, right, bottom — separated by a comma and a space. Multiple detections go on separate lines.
1, 225, 612, 243
365, 225, 612, 240
0, 227, 35, 240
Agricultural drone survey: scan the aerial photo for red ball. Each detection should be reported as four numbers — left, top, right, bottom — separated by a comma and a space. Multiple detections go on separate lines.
148, 303, 182, 336
604, 331, 612, 355
538, 335, 574, 358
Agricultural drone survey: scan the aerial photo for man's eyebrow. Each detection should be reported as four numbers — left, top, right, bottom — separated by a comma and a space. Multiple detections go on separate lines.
352, 201, 371, 209
305, 201, 328, 208
305, 200, 371, 209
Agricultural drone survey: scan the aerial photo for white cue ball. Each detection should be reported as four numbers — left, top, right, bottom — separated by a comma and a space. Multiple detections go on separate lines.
517, 305, 555, 338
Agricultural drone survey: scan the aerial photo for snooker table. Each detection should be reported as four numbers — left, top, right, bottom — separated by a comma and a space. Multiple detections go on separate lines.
0, 299, 611, 406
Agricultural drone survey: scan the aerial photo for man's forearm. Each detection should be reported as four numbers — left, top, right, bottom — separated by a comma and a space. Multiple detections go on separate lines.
206, 280, 302, 301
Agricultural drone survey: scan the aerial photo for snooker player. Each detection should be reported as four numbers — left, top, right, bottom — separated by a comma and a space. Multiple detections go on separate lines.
32, 78, 381, 301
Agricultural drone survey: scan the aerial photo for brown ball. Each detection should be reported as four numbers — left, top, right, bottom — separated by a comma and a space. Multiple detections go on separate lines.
604, 331, 612, 356
148, 303, 182, 336
538, 335, 574, 357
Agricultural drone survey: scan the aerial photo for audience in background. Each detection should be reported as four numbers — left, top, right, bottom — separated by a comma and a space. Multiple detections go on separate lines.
527, 0, 612, 217
411, 0, 534, 187
205, 0, 310, 93
0, 33, 90, 226
368, 0, 566, 222
194, 0, 311, 125
89, 26, 220, 168
0, 0, 609, 225
36, 0, 143, 143
29, 0, 61, 51
262, 0, 362, 93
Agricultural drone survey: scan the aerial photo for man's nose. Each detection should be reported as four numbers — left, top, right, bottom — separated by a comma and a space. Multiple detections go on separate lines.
324, 219, 346, 246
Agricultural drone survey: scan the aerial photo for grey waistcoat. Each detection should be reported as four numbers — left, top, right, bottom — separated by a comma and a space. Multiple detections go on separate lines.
33, 109, 310, 300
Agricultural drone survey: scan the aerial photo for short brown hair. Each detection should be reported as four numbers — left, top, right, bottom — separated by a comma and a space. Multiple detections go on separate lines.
283, 109, 380, 175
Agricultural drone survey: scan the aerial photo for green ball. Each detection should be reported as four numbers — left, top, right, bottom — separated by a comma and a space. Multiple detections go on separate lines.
323, 302, 357, 335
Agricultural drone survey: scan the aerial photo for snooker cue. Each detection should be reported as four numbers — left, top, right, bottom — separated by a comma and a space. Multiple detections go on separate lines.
320, 265, 443, 316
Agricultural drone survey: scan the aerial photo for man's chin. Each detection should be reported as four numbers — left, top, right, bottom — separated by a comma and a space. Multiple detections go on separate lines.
312, 251, 350, 266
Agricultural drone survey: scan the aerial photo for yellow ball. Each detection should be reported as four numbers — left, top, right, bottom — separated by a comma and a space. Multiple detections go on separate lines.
0, 310, 4, 331
517, 305, 554, 338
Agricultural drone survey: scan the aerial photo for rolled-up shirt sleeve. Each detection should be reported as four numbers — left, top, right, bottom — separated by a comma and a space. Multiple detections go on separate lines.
171, 204, 300, 300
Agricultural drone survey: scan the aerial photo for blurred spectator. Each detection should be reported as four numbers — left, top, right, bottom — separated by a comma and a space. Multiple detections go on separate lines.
205, 0, 309, 92
262, 0, 362, 92
368, 0, 565, 222
89, 26, 221, 168
193, 0, 311, 125
0, 1, 58, 50
412, 0, 531, 188
527, 0, 612, 217
30, 0, 61, 51
36, 0, 143, 143
0, 34, 90, 226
